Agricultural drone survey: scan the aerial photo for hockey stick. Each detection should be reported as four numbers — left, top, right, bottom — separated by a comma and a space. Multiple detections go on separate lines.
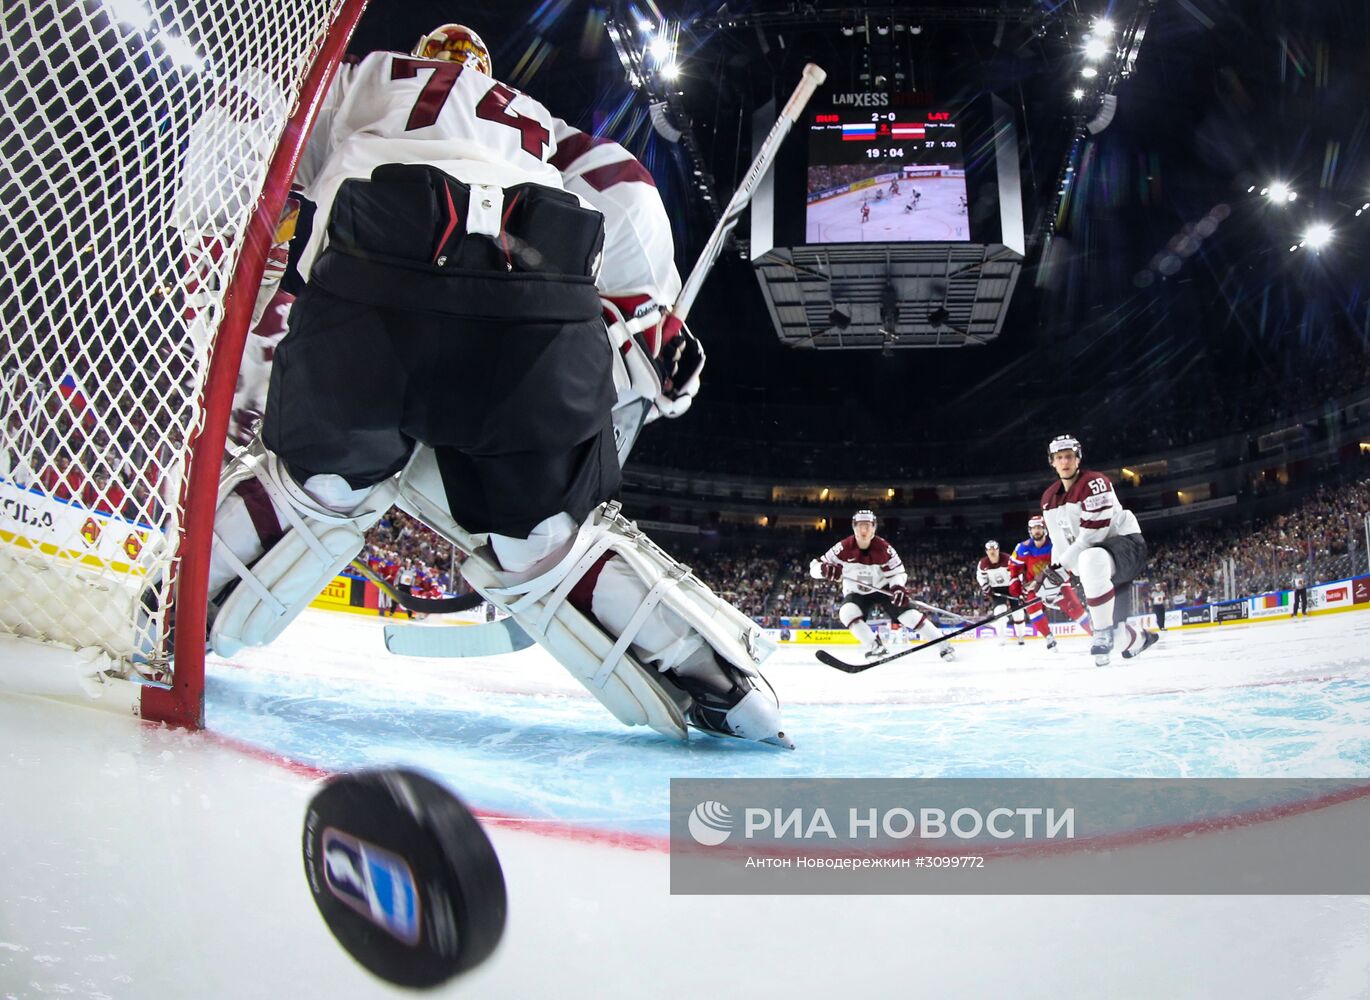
672, 62, 827, 324
612, 63, 827, 463
384, 617, 535, 658
348, 558, 484, 615
847, 581, 975, 624
815, 602, 1023, 675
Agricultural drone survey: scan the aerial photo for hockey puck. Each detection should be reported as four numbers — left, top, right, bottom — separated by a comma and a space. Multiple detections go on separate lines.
302, 768, 506, 988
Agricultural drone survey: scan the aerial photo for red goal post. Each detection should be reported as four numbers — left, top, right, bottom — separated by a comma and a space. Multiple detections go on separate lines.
0, 0, 370, 726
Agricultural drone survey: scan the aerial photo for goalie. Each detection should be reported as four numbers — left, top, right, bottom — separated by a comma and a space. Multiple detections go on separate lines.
184, 25, 788, 747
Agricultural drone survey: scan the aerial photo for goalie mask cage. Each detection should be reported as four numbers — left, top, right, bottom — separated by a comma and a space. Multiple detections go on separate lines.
0, 0, 369, 726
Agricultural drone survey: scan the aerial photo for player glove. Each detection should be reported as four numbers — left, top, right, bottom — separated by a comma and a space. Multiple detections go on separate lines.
890, 584, 915, 609
1036, 565, 1066, 609
821, 562, 844, 582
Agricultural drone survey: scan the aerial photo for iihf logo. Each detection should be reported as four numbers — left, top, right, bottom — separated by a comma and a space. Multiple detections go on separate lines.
687, 801, 734, 846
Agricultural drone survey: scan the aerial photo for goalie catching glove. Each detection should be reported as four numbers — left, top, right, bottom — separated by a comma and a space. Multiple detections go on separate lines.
602, 294, 705, 421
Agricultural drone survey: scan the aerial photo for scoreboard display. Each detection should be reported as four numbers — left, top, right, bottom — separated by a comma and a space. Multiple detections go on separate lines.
805, 108, 970, 244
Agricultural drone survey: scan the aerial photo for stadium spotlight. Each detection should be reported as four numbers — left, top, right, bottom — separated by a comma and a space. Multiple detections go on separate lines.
660, 62, 680, 80
1083, 37, 1109, 60
841, 25, 855, 36
1265, 181, 1291, 203
1072, 88, 1085, 99
1081, 66, 1098, 79
1303, 223, 1333, 250
648, 37, 672, 62
638, 20, 653, 33
1093, 18, 1115, 36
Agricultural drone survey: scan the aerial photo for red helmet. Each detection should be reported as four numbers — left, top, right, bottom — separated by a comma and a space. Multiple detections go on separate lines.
412, 24, 492, 76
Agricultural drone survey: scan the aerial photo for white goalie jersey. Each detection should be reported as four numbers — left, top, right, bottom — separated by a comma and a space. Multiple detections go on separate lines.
293, 52, 679, 302
173, 51, 679, 306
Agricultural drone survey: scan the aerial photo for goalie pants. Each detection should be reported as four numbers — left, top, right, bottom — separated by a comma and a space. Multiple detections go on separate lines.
262, 278, 620, 539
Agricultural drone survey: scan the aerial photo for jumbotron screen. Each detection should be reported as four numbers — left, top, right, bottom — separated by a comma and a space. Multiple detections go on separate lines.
805, 109, 969, 244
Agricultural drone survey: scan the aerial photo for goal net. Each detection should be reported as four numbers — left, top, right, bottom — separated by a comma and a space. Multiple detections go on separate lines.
0, 0, 367, 724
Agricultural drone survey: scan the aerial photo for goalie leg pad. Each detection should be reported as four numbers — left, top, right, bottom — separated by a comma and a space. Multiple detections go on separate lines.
392, 446, 788, 746
458, 503, 788, 746
209, 445, 396, 657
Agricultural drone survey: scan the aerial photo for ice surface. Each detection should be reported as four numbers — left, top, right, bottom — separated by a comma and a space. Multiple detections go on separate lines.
3, 608, 1370, 998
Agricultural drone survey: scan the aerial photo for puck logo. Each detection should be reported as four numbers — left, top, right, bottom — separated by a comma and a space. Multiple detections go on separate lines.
322, 827, 422, 945
687, 800, 734, 846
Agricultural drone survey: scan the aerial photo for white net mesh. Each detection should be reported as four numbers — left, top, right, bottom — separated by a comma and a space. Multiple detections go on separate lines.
0, 0, 351, 681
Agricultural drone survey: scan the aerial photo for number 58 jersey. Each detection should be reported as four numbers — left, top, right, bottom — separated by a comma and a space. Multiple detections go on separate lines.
292, 51, 678, 302
1040, 469, 1142, 573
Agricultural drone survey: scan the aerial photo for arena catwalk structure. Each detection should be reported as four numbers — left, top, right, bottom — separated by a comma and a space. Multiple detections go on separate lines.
3, 3, 1370, 998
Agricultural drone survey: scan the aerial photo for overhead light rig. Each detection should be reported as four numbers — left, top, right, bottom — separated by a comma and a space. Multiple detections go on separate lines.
605, 7, 722, 227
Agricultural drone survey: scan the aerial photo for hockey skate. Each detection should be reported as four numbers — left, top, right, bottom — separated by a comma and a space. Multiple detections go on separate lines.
1046, 637, 1058, 651
865, 634, 888, 660
1090, 626, 1114, 666
938, 644, 956, 662
1120, 624, 1160, 660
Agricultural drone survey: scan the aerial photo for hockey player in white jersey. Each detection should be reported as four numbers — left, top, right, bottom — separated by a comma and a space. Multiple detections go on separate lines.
188, 25, 788, 747
975, 540, 1021, 644
809, 510, 955, 661
1040, 434, 1159, 665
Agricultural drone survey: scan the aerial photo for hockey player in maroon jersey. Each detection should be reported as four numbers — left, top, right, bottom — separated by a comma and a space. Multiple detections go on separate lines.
975, 540, 1022, 644
810, 510, 955, 661
860, 202, 870, 224
1040, 434, 1159, 665
191, 25, 788, 748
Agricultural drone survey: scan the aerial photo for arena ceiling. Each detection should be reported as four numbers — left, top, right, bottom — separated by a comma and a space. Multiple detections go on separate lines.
349, 1, 1368, 436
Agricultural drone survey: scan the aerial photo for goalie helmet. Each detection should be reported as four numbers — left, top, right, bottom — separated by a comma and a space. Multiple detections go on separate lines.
412, 24, 492, 76
852, 509, 877, 526
1047, 434, 1082, 463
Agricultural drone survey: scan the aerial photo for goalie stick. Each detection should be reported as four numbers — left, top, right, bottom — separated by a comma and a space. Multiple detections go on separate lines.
672, 62, 827, 324
384, 617, 535, 658
815, 601, 1024, 674
612, 63, 827, 462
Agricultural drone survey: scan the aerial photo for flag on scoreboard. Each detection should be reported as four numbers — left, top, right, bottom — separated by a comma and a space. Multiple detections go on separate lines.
891, 124, 926, 138
841, 123, 877, 141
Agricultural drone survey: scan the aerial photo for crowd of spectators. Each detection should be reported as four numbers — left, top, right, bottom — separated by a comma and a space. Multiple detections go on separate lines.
1146, 476, 1370, 603
351, 475, 1370, 626
359, 509, 462, 605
